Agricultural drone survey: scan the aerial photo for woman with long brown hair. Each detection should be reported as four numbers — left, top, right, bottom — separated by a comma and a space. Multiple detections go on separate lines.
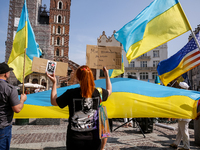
47, 65, 112, 150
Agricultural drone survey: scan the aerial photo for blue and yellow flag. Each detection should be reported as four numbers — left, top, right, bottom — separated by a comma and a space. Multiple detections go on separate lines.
14, 78, 199, 119
157, 32, 200, 86
8, 0, 42, 83
155, 76, 161, 85
114, 0, 191, 63
108, 54, 124, 78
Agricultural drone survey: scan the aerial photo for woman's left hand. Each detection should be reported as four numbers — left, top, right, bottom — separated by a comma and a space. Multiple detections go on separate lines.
46, 72, 56, 84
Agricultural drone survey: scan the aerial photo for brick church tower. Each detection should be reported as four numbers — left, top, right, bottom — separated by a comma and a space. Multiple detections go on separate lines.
49, 0, 79, 86
49, 0, 70, 62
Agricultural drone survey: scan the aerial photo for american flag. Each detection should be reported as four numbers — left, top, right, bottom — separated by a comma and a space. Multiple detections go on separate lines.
180, 32, 200, 71
157, 32, 200, 86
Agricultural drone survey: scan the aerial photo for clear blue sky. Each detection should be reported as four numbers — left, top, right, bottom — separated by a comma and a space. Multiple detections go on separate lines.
0, 0, 200, 66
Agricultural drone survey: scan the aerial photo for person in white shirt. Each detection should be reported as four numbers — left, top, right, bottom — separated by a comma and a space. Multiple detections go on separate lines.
170, 82, 191, 150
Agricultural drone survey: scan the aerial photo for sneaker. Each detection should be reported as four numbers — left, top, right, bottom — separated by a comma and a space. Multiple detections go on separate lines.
169, 143, 178, 149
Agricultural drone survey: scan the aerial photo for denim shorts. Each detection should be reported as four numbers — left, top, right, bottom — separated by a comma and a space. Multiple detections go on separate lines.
0, 125, 12, 150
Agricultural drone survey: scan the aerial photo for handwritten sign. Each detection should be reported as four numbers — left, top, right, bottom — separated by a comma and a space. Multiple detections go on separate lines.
86, 45, 122, 69
32, 57, 68, 77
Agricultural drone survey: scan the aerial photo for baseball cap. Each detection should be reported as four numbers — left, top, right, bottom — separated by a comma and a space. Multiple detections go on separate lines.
179, 82, 189, 89
0, 62, 13, 74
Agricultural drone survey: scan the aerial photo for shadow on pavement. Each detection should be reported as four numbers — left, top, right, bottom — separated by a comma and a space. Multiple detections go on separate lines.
10, 147, 66, 150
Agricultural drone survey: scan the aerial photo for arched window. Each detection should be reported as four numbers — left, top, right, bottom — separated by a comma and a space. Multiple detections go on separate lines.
57, 37, 60, 45
56, 49, 59, 56
58, 15, 61, 23
57, 26, 61, 34
32, 78, 38, 84
59, 2, 62, 9
41, 79, 46, 87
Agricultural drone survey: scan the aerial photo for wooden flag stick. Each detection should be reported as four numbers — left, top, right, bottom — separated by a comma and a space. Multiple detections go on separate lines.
22, 48, 27, 94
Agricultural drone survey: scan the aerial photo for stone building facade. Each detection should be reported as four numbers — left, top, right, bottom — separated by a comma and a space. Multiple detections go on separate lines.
5, 0, 79, 90
97, 31, 168, 83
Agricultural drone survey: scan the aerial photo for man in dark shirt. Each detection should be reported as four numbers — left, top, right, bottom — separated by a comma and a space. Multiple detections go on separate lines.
0, 62, 27, 150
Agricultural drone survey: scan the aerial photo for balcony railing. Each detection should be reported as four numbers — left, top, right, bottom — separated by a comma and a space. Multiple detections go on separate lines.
125, 67, 157, 71
136, 56, 151, 61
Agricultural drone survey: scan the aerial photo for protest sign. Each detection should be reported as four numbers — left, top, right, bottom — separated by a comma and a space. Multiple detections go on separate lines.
86, 45, 122, 69
32, 57, 68, 77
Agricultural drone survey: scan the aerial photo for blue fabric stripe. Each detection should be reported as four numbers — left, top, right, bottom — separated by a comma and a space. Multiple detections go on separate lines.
114, 0, 179, 53
17, 0, 28, 32
22, 78, 200, 106
26, 20, 42, 60
108, 70, 113, 77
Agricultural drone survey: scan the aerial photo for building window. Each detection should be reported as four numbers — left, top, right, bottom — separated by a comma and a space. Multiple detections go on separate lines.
140, 61, 147, 67
64, 16, 66, 23
152, 72, 158, 80
58, 1, 62, 9
57, 37, 60, 45
128, 61, 135, 67
53, 26, 55, 34
63, 26, 65, 34
61, 49, 64, 56
57, 26, 61, 34
62, 37, 64, 45
52, 37, 54, 45
58, 15, 61, 23
153, 61, 160, 67
153, 50, 159, 57
32, 78, 38, 84
56, 49, 59, 56
140, 72, 148, 80
141, 53, 147, 56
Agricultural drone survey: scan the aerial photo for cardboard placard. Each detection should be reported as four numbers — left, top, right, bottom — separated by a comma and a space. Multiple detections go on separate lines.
32, 57, 68, 77
86, 45, 122, 69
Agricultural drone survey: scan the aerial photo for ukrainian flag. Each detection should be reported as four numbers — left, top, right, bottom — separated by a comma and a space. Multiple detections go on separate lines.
109, 54, 124, 78
8, 0, 41, 83
14, 78, 199, 119
114, 0, 191, 63
155, 76, 161, 85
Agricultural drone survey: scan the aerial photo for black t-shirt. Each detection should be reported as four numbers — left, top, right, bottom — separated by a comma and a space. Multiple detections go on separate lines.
56, 87, 108, 140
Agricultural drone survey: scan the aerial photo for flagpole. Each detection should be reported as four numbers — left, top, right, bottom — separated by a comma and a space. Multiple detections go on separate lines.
190, 30, 200, 49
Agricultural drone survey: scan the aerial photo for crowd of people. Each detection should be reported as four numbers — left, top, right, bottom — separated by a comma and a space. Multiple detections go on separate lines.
0, 61, 200, 150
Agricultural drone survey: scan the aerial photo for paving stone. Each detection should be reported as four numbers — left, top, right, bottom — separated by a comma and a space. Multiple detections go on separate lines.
10, 120, 200, 150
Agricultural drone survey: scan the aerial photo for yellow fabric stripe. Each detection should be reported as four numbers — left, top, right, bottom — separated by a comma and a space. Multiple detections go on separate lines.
8, 54, 32, 83
14, 104, 69, 119
103, 92, 197, 119
8, 26, 26, 64
25, 21, 28, 48
159, 58, 195, 86
110, 62, 124, 78
126, 3, 191, 63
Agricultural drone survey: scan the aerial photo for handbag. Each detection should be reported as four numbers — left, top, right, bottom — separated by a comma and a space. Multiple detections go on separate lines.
96, 87, 110, 139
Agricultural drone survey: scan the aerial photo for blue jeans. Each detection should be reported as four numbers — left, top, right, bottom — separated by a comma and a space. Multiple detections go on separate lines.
0, 125, 12, 150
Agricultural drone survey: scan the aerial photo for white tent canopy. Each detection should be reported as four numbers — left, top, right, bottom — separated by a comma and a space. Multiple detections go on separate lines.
18, 83, 45, 89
